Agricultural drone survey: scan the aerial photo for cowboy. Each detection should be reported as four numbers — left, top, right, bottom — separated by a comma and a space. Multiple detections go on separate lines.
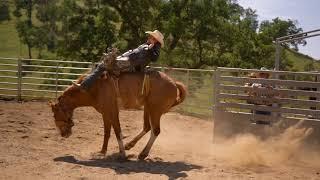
246, 67, 277, 124
74, 30, 164, 90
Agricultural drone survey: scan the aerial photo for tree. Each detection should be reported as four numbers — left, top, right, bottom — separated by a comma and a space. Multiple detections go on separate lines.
0, 1, 10, 22
34, 0, 60, 55
104, 0, 161, 50
13, 0, 35, 59
259, 18, 304, 50
9, 0, 304, 71
56, 0, 118, 62
156, 0, 245, 68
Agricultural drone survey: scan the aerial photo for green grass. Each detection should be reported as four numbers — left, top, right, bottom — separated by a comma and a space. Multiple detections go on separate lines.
165, 69, 214, 119
0, 20, 25, 58
0, 5, 56, 59
285, 49, 320, 71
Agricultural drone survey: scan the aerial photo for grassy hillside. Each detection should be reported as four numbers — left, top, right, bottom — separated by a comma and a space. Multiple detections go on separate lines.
285, 49, 320, 72
0, 20, 26, 58
0, 4, 56, 59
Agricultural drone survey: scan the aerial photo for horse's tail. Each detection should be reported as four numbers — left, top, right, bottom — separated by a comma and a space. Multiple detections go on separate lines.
171, 81, 187, 108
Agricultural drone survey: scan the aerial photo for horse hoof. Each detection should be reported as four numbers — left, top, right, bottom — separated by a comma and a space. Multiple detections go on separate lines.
138, 153, 148, 160
118, 153, 127, 162
90, 152, 106, 159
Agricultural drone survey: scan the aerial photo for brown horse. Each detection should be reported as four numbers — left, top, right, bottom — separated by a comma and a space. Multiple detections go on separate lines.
49, 70, 186, 160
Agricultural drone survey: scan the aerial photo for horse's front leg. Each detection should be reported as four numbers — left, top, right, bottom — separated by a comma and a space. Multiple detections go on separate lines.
91, 115, 111, 159
101, 116, 111, 154
110, 110, 126, 160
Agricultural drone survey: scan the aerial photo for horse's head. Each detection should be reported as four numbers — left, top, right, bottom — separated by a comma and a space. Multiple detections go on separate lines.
49, 97, 74, 138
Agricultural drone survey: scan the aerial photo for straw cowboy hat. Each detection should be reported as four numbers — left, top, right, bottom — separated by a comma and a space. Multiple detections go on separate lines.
145, 30, 164, 47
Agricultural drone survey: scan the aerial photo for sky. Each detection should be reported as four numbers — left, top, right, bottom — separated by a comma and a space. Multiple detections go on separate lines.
238, 0, 320, 60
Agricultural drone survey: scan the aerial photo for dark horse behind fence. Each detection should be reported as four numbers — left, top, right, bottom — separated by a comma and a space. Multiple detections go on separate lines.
49, 51, 187, 160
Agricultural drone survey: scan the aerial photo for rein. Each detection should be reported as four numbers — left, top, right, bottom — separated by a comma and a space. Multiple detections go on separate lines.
141, 74, 150, 96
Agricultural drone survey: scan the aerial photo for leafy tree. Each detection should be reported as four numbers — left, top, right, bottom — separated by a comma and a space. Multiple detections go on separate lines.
0, 0, 10, 22
157, 0, 244, 68
259, 18, 304, 50
104, 0, 161, 50
56, 0, 118, 62
13, 0, 36, 59
10, 0, 305, 71
34, 0, 60, 55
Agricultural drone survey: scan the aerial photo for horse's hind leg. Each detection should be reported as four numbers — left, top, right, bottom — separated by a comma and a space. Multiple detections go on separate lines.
138, 111, 161, 160
125, 106, 151, 150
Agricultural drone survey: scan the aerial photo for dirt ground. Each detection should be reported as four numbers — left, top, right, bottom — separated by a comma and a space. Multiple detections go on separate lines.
0, 101, 320, 180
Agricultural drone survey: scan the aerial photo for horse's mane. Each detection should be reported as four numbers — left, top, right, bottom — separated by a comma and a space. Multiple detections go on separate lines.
57, 72, 89, 101
76, 74, 88, 84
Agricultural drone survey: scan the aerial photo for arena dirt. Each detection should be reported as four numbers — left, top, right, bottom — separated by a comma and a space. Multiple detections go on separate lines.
0, 101, 319, 179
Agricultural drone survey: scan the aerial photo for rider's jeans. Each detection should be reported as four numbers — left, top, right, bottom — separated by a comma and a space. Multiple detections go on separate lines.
80, 63, 105, 90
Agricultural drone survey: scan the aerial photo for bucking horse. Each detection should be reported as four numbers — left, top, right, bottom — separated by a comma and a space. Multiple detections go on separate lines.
49, 48, 187, 160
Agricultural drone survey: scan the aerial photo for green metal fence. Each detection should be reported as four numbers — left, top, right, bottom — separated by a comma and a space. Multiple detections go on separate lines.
0, 57, 214, 119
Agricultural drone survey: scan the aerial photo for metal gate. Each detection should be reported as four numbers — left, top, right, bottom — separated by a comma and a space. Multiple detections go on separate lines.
213, 67, 320, 141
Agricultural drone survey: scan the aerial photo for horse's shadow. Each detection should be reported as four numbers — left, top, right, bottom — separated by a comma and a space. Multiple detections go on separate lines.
53, 153, 202, 180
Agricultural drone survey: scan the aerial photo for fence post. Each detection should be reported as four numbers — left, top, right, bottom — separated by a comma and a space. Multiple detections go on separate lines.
186, 69, 190, 112
91, 62, 96, 71
17, 58, 22, 102
212, 69, 220, 142
55, 63, 60, 99
316, 73, 320, 119
275, 41, 281, 71
186, 69, 190, 88
161, 66, 164, 73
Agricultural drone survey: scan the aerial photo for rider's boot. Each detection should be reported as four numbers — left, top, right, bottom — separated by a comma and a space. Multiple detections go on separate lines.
73, 63, 106, 91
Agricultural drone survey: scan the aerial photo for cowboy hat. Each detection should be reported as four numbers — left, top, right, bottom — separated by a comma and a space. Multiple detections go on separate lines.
145, 30, 164, 47
248, 72, 256, 78
257, 67, 270, 77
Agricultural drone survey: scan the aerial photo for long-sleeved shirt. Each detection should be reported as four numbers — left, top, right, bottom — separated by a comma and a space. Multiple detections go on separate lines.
121, 42, 161, 69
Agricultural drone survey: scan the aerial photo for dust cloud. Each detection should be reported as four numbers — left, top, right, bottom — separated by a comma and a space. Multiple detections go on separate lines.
215, 120, 320, 167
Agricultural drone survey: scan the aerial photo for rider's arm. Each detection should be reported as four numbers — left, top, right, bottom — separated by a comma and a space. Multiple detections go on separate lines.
148, 42, 161, 62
